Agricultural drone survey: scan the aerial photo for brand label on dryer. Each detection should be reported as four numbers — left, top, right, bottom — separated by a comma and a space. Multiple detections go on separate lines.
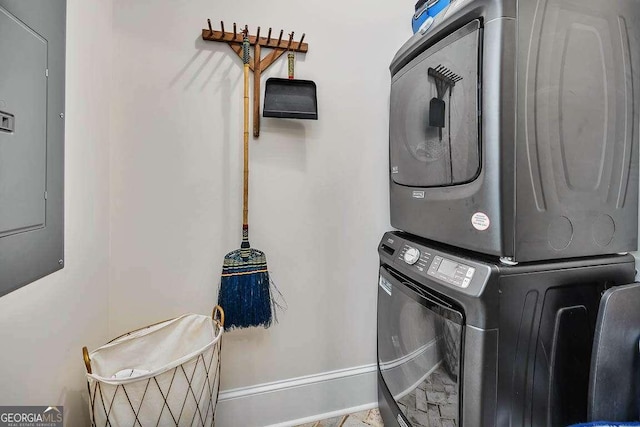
379, 276, 392, 296
412, 190, 425, 199
471, 212, 490, 231
391, 166, 399, 174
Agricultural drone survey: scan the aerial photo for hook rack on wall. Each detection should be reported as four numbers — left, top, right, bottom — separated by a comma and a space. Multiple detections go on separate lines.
202, 20, 309, 137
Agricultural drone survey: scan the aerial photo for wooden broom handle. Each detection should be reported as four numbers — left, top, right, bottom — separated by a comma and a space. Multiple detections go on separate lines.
243, 62, 249, 227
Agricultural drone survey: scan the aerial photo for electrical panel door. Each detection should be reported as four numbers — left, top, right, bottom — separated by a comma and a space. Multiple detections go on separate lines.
0, 7, 48, 238
0, 0, 65, 296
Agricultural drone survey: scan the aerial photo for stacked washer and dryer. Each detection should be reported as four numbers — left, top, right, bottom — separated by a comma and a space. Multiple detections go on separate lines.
377, 0, 640, 426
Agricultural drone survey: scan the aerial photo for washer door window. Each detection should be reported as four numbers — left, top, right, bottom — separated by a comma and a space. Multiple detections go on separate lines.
390, 20, 481, 187
377, 266, 464, 426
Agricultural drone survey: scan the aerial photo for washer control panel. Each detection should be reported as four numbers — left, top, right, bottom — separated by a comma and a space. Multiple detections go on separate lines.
381, 232, 489, 295
398, 244, 432, 273
427, 256, 475, 288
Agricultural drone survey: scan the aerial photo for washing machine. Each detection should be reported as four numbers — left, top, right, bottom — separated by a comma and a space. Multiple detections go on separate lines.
389, 0, 640, 262
376, 231, 636, 426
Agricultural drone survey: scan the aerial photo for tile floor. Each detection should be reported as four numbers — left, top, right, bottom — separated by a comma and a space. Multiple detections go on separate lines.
294, 408, 383, 427
396, 365, 458, 427
297, 365, 458, 427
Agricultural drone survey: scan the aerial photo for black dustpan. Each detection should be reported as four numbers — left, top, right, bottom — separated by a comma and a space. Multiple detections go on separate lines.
263, 77, 318, 120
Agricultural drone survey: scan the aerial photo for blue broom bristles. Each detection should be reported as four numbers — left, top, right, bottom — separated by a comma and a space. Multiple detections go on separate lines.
218, 270, 272, 329
218, 248, 273, 329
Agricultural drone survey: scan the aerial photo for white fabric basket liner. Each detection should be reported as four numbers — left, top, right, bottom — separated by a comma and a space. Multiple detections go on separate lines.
85, 313, 223, 427
88, 314, 223, 384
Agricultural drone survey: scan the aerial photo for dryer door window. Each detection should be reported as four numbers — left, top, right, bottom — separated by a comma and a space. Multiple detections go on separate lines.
390, 20, 481, 187
377, 266, 464, 427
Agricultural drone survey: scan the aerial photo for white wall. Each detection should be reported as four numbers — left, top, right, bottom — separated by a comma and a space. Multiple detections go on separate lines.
0, 0, 112, 426
109, 0, 410, 424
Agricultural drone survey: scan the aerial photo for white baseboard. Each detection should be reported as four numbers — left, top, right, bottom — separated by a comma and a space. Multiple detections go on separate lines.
214, 364, 378, 427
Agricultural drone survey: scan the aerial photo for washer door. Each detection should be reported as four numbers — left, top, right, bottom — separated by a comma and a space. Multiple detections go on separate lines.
390, 20, 481, 187
377, 266, 464, 427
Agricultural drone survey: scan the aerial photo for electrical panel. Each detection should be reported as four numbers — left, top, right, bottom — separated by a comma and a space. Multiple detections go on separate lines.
0, 0, 65, 296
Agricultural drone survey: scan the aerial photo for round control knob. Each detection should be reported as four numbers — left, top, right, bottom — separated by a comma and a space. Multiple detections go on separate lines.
404, 247, 421, 265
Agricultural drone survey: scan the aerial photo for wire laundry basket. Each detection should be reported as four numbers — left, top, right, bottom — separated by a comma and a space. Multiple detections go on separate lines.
82, 306, 224, 427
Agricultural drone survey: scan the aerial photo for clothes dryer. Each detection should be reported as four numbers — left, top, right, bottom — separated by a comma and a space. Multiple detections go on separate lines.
389, 0, 640, 261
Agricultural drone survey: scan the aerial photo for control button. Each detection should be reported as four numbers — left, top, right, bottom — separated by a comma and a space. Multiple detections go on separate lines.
404, 247, 421, 265
466, 268, 475, 278
462, 278, 471, 288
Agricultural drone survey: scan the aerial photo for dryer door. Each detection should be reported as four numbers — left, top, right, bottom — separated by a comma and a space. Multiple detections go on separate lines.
377, 266, 464, 427
390, 20, 481, 187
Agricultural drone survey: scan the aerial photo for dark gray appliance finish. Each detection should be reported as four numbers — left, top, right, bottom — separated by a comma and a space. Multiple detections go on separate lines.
588, 283, 640, 422
0, 0, 65, 296
376, 231, 636, 427
388, 0, 640, 262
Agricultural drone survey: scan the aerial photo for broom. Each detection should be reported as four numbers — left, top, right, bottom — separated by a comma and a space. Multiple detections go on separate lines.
218, 28, 274, 330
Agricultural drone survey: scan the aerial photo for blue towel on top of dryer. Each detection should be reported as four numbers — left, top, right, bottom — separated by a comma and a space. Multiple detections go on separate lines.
412, 0, 450, 34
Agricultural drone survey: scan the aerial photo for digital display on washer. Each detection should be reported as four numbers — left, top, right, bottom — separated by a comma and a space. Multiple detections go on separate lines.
428, 256, 476, 288
437, 258, 459, 277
